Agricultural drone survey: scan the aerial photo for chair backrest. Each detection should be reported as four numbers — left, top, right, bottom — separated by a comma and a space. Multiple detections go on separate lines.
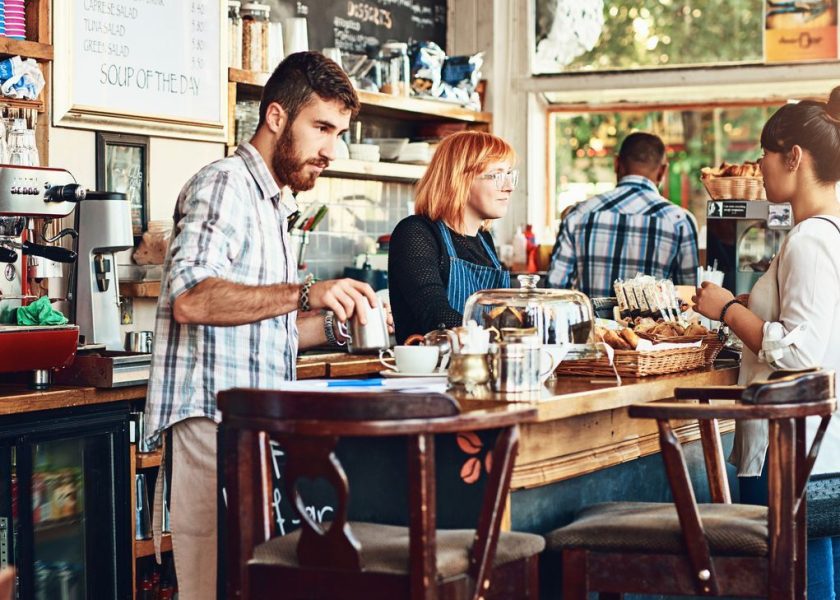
218, 388, 525, 600
743, 368, 834, 405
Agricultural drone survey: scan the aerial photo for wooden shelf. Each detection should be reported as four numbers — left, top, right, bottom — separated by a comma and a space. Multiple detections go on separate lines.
228, 68, 491, 124
325, 158, 426, 182
355, 90, 492, 124
0, 97, 44, 112
120, 281, 161, 298
135, 533, 172, 558
136, 449, 162, 469
0, 38, 54, 61
228, 67, 269, 86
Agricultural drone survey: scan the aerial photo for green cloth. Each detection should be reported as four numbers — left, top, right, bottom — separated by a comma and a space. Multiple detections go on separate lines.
16, 296, 68, 326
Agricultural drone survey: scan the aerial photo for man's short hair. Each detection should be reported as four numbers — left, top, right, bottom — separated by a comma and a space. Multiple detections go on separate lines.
258, 51, 361, 127
618, 132, 666, 167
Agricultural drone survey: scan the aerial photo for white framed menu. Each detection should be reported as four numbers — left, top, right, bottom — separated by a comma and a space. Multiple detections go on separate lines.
53, 0, 227, 142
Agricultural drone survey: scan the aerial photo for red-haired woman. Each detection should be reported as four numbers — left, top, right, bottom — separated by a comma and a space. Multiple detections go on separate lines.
388, 131, 517, 343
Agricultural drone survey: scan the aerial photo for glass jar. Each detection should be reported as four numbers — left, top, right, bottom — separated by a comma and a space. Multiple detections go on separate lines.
228, 0, 243, 70
380, 42, 409, 97
7, 118, 30, 166
462, 274, 598, 352
241, 2, 270, 73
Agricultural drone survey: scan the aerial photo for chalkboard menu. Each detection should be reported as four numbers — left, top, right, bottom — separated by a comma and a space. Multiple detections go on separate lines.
53, 0, 227, 141
275, 0, 447, 54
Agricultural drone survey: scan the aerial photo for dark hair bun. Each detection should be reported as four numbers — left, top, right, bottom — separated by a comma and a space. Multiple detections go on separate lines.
827, 86, 840, 121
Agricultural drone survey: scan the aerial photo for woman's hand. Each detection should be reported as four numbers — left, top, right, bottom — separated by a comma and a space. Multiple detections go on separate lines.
691, 282, 735, 320
382, 300, 395, 334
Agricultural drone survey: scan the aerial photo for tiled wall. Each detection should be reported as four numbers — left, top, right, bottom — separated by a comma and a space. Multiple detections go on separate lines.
292, 175, 416, 281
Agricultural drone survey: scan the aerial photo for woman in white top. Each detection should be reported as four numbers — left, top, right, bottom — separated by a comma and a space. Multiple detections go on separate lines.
694, 86, 840, 599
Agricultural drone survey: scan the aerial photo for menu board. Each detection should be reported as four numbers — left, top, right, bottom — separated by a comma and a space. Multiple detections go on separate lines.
53, 0, 226, 141
294, 0, 447, 54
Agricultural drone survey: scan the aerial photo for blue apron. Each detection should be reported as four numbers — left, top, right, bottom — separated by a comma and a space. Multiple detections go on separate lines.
437, 221, 511, 314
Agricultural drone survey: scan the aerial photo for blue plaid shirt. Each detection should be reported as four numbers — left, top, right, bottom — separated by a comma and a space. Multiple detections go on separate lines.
144, 142, 299, 448
547, 175, 699, 297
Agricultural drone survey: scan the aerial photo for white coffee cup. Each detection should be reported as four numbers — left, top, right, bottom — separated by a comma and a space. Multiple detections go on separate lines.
379, 345, 440, 374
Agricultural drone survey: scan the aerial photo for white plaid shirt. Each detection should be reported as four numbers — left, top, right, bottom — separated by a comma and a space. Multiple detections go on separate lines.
143, 142, 299, 448
547, 175, 699, 297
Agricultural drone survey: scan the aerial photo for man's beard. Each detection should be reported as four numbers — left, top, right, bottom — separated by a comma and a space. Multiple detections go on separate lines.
272, 127, 328, 192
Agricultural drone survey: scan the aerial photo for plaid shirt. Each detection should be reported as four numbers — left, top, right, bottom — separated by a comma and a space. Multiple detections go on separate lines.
547, 175, 699, 297
143, 142, 299, 448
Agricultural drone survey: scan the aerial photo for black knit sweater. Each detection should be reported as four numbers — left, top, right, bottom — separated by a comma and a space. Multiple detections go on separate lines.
388, 215, 503, 343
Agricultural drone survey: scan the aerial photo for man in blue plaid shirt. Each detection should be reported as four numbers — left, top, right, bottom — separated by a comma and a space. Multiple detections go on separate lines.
547, 132, 699, 297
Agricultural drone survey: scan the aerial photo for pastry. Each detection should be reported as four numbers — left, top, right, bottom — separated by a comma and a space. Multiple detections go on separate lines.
620, 327, 640, 350
685, 322, 709, 336
603, 330, 632, 350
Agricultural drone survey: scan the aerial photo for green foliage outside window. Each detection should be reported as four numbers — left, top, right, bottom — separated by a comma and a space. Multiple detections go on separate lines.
536, 0, 765, 73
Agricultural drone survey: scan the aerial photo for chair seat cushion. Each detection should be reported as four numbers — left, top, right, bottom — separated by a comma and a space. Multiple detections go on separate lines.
250, 521, 545, 580
545, 502, 768, 557
808, 475, 840, 539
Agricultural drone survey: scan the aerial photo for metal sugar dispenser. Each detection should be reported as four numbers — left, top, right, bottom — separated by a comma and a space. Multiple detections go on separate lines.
487, 329, 549, 394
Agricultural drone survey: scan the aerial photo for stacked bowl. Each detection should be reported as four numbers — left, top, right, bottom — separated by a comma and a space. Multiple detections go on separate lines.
3, 0, 25, 40
349, 143, 380, 163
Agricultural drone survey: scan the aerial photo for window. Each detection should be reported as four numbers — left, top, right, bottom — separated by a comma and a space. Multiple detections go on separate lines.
534, 0, 837, 73
546, 103, 781, 231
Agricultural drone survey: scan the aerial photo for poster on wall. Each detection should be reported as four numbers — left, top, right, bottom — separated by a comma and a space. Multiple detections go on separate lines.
765, 0, 838, 62
53, 0, 227, 142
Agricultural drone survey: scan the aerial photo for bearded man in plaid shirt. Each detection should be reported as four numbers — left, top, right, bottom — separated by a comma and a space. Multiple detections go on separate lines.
547, 132, 699, 297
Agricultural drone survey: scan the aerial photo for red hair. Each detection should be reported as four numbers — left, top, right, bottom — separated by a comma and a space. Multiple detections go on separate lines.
414, 131, 516, 233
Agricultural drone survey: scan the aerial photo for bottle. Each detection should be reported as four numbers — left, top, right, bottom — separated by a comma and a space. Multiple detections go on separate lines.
512, 226, 527, 267
524, 225, 538, 273
158, 582, 174, 600
138, 575, 153, 600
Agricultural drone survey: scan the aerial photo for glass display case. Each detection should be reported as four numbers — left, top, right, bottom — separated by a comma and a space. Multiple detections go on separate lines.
462, 275, 598, 353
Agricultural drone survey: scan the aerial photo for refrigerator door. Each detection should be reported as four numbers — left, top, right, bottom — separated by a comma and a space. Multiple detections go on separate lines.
0, 404, 131, 600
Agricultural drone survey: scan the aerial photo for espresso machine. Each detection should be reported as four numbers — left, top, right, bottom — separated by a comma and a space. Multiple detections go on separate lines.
0, 166, 85, 387
706, 200, 794, 295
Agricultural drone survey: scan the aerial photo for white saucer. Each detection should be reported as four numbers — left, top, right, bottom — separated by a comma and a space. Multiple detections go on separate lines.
380, 370, 447, 378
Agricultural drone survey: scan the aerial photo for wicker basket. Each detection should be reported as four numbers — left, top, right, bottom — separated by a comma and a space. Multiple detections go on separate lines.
702, 176, 766, 201
637, 332, 726, 367
554, 345, 706, 378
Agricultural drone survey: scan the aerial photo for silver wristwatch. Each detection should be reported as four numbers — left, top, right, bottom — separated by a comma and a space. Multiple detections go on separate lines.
323, 311, 345, 346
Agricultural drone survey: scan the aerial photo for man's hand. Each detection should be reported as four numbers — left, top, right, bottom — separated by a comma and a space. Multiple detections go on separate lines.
691, 281, 735, 320
308, 278, 378, 323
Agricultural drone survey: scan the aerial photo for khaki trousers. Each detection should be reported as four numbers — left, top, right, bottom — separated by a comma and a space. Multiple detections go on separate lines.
168, 417, 219, 600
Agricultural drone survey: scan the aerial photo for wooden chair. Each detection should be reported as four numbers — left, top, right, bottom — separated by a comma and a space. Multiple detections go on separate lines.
218, 388, 545, 600
545, 369, 836, 599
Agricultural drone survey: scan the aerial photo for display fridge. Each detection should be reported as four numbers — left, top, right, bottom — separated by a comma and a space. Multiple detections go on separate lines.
0, 402, 132, 599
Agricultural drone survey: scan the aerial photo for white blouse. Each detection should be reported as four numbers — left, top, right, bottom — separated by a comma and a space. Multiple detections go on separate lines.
731, 215, 840, 477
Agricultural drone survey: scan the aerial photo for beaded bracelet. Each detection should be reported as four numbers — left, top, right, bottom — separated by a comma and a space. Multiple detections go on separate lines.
719, 298, 743, 325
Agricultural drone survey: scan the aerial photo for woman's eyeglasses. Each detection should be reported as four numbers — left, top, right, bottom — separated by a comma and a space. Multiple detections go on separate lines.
477, 170, 519, 190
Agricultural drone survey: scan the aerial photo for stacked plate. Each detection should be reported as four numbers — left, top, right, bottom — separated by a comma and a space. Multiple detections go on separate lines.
349, 143, 380, 163
398, 142, 432, 165
3, 0, 25, 40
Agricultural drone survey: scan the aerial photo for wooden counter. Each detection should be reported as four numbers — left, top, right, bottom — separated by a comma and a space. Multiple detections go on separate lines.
0, 352, 391, 415
0, 384, 147, 415
496, 367, 740, 489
